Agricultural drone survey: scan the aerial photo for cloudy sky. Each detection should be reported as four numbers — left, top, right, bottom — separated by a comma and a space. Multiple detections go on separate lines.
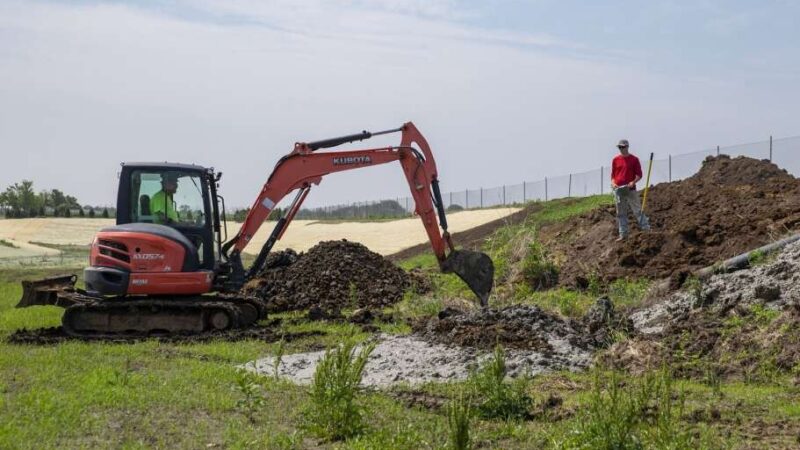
2, 0, 799, 208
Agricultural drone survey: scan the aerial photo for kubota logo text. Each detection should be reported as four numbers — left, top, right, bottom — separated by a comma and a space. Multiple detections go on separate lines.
133, 253, 165, 260
332, 156, 371, 165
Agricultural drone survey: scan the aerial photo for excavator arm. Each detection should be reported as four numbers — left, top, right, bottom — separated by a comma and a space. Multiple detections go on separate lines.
220, 122, 493, 305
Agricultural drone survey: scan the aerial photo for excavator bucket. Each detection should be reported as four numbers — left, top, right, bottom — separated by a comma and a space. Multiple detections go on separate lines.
442, 250, 494, 307
16, 274, 78, 308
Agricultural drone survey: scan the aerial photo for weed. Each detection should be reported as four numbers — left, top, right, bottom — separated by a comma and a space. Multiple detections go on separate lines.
447, 390, 472, 450
587, 272, 602, 298
521, 241, 559, 290
702, 363, 722, 397
273, 338, 286, 379
558, 368, 701, 450
467, 346, 532, 420
747, 249, 767, 266
233, 370, 266, 423
110, 357, 134, 387
749, 304, 779, 326
303, 339, 376, 440
682, 275, 704, 306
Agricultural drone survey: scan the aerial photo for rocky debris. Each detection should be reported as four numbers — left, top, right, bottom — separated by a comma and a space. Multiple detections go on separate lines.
613, 241, 800, 379
546, 155, 800, 287
244, 240, 410, 313
242, 333, 592, 387
574, 297, 635, 348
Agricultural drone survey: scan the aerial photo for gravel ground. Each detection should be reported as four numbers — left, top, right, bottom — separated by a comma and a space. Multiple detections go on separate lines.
242, 332, 592, 387
631, 239, 800, 334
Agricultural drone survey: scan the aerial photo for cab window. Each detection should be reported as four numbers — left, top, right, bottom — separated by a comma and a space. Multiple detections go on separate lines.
130, 170, 206, 227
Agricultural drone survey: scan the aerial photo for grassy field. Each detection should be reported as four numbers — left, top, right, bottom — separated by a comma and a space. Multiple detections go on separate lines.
1, 198, 799, 449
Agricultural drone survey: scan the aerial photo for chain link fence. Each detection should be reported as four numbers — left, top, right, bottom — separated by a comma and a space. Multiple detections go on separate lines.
296, 135, 799, 219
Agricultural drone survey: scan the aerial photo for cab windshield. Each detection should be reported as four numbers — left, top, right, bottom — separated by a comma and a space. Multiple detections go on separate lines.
130, 170, 206, 227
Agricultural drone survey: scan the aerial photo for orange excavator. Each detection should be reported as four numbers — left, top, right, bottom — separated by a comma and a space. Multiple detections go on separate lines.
17, 122, 494, 336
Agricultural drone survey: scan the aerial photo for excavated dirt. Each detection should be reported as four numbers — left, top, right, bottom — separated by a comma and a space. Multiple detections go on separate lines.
243, 240, 411, 313
543, 155, 800, 287
414, 301, 631, 352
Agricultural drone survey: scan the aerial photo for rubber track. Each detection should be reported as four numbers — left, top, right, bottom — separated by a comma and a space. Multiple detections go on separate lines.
60, 293, 268, 337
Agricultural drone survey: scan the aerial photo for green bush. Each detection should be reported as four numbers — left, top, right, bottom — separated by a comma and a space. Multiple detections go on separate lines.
467, 346, 532, 420
303, 340, 376, 441
521, 241, 559, 290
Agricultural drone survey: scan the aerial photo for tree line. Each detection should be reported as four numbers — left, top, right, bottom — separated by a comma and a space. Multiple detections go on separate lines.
0, 180, 112, 219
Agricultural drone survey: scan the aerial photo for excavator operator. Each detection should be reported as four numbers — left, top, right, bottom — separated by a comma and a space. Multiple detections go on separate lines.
152, 172, 179, 223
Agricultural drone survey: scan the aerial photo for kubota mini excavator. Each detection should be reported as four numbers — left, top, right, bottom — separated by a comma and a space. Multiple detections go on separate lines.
17, 122, 494, 336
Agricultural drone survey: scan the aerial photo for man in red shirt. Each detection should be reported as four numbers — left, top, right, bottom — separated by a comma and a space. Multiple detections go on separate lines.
611, 139, 650, 241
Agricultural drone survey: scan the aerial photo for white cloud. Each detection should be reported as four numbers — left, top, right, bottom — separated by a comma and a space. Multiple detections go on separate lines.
1, 0, 797, 210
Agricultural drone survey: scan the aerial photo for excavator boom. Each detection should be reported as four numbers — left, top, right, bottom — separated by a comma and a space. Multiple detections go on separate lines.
223, 122, 494, 305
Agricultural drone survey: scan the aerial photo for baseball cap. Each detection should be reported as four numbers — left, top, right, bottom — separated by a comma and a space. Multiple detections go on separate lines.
162, 172, 179, 183
617, 139, 629, 148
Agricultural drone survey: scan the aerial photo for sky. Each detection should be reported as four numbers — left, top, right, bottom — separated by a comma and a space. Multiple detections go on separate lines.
1, 0, 799, 208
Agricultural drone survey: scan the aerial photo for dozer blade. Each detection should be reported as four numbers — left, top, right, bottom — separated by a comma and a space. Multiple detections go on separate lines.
17, 274, 79, 308
442, 250, 494, 307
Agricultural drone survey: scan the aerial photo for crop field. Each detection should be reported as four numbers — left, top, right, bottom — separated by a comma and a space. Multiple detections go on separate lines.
0, 208, 520, 262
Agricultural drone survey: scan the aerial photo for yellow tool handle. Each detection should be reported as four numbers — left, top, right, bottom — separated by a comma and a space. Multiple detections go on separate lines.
641, 152, 654, 212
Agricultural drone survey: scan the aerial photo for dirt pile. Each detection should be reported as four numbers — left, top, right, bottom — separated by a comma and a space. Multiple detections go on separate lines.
244, 240, 411, 313
607, 240, 800, 379
546, 155, 800, 287
415, 300, 630, 353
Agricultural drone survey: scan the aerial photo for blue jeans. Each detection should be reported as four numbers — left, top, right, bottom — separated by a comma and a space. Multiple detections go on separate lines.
614, 187, 650, 237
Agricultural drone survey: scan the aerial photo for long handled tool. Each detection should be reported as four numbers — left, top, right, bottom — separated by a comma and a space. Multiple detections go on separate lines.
640, 152, 654, 215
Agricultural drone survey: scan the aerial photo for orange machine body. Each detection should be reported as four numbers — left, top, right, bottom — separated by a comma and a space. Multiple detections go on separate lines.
89, 230, 212, 296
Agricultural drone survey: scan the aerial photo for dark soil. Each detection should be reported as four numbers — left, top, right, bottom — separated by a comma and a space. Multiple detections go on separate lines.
544, 155, 800, 287
6, 321, 324, 345
413, 300, 628, 351
244, 240, 411, 313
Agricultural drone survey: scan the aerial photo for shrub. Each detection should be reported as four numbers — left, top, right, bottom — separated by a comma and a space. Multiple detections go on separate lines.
303, 340, 376, 440
521, 241, 558, 290
467, 345, 532, 420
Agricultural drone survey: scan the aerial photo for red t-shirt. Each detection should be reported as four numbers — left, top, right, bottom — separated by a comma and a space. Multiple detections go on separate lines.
611, 154, 642, 189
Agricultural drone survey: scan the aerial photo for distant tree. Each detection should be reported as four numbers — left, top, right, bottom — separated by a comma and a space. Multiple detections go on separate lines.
88, 208, 95, 218
39, 206, 46, 217
78, 207, 85, 217
64, 207, 71, 218
102, 208, 110, 218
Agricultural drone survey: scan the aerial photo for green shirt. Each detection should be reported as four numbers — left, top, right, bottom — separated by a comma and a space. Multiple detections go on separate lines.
151, 190, 178, 222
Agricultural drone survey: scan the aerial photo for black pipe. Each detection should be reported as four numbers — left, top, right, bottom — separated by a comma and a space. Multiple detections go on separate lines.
246, 217, 286, 279
306, 126, 403, 151
431, 179, 448, 231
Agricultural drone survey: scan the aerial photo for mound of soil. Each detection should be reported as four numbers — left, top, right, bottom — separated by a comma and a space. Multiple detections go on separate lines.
546, 155, 800, 287
244, 240, 411, 313
414, 300, 630, 352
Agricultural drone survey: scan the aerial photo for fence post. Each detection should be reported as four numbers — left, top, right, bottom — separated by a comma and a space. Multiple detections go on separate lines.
502, 185, 506, 205
523, 182, 526, 202
545, 177, 548, 201
449, 191, 452, 207
480, 188, 483, 208
769, 135, 773, 161
405, 197, 409, 212
716, 145, 719, 157
600, 166, 604, 194
465, 189, 469, 208
568, 174, 572, 197
668, 155, 672, 182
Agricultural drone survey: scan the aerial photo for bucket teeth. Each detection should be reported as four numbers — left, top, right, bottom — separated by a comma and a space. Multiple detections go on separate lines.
442, 250, 494, 307
17, 274, 78, 308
